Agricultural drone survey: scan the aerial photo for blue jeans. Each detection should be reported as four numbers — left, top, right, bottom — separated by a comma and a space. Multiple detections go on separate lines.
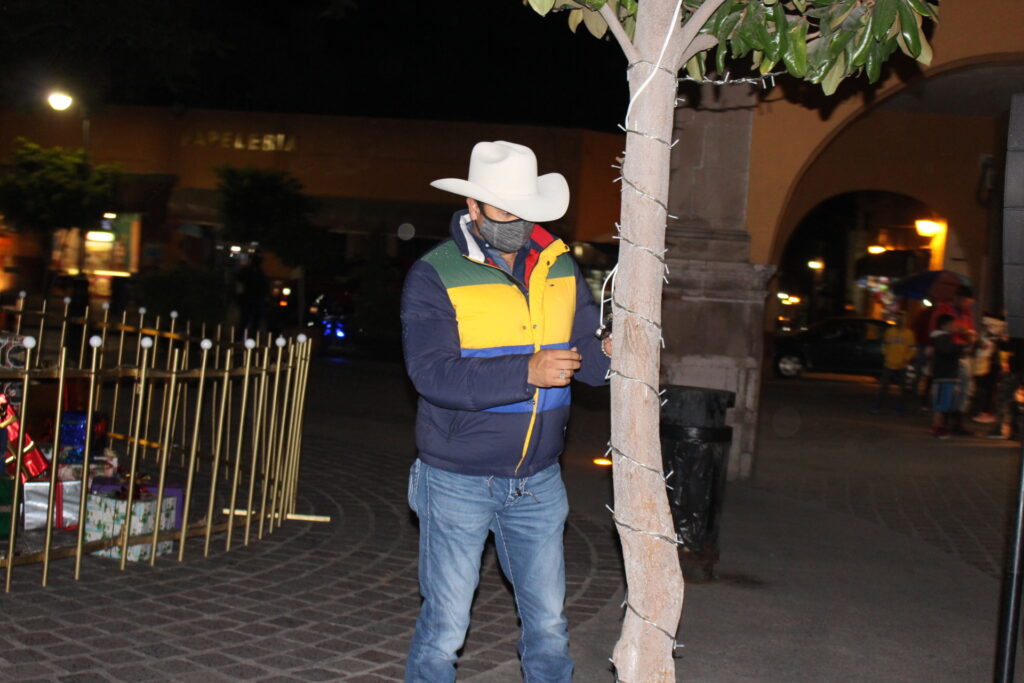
405, 459, 572, 683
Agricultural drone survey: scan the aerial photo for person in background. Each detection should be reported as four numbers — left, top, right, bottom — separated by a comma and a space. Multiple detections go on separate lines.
929, 286, 977, 434
971, 314, 1006, 424
988, 338, 1023, 441
912, 305, 935, 410
236, 251, 269, 337
930, 313, 966, 439
870, 310, 917, 415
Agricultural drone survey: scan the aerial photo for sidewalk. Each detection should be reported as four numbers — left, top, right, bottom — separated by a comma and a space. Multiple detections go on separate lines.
479, 374, 1023, 682
0, 359, 1019, 681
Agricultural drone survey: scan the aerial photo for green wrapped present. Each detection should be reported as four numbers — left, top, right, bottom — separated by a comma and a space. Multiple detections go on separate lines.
84, 493, 176, 562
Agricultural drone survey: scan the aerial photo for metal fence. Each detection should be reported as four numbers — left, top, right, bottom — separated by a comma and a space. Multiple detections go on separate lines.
0, 294, 314, 591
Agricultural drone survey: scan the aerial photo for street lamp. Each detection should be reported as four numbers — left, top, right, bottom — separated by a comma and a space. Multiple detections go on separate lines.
807, 259, 824, 270
47, 92, 73, 111
46, 90, 90, 150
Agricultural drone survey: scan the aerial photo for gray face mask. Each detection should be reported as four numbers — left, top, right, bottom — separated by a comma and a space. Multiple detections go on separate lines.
477, 210, 532, 254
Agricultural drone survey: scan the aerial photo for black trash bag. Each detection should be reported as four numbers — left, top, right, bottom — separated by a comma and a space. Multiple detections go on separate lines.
660, 385, 735, 560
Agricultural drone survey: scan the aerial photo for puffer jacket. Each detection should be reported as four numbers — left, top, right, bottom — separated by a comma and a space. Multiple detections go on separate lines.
400, 209, 609, 477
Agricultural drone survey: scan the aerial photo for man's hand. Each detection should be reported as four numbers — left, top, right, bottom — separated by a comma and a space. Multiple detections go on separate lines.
528, 347, 582, 387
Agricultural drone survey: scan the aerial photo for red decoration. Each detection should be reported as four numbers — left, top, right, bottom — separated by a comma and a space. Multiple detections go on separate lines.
1, 393, 49, 482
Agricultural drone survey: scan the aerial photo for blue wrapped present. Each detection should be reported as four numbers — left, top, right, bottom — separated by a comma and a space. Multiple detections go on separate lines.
61, 411, 88, 448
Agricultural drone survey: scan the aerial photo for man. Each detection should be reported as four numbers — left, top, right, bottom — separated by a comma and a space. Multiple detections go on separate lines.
400, 141, 611, 682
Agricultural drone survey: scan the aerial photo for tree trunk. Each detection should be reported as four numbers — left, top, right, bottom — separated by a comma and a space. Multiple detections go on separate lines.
610, 2, 686, 681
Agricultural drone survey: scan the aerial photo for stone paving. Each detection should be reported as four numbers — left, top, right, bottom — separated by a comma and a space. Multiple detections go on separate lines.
754, 375, 1019, 579
1, 360, 1020, 682
0, 357, 623, 681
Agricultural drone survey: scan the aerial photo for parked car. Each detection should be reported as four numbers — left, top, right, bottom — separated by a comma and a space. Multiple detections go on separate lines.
773, 317, 893, 378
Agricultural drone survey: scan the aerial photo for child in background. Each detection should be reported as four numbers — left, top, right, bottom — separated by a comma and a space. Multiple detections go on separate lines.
930, 314, 966, 439
871, 311, 917, 415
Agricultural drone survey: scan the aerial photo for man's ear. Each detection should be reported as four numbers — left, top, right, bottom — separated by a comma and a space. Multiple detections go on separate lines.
466, 198, 478, 220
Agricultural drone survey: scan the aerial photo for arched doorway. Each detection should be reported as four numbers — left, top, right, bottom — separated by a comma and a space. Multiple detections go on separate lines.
774, 191, 951, 329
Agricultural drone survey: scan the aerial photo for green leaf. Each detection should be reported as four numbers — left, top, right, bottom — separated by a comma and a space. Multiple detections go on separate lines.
568, 8, 584, 32
872, 0, 898, 42
848, 19, 873, 67
772, 3, 789, 52
582, 7, 608, 38
916, 18, 933, 65
792, 0, 807, 12
896, 0, 921, 57
821, 51, 846, 95
781, 17, 808, 77
716, 42, 728, 73
528, 0, 557, 16
718, 10, 743, 40
622, 14, 636, 40
865, 41, 882, 82
752, 5, 773, 52
685, 54, 704, 81
904, 0, 934, 18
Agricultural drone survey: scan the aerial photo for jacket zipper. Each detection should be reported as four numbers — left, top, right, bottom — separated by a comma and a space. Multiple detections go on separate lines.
461, 241, 568, 475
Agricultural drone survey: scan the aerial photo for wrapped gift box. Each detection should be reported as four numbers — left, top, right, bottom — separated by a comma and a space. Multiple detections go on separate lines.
84, 493, 175, 562
60, 412, 88, 448
0, 476, 13, 541
23, 479, 81, 530
89, 476, 185, 530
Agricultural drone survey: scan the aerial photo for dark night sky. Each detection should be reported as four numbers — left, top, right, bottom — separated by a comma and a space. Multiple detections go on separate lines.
0, 0, 630, 132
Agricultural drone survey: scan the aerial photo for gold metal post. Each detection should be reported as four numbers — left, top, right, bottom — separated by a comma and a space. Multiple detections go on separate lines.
243, 346, 270, 545
74, 336, 102, 579
108, 310, 129, 437
4, 341, 34, 592
13, 290, 25, 335
41, 347, 68, 586
77, 304, 90, 370
178, 340, 211, 562
203, 349, 233, 557
258, 338, 285, 539
283, 338, 310, 514
225, 341, 255, 551
270, 342, 295, 530
35, 299, 47, 368
119, 341, 151, 572
57, 297, 71, 357
150, 349, 180, 565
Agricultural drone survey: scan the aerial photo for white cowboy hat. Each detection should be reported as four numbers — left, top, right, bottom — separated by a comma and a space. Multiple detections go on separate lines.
431, 141, 569, 223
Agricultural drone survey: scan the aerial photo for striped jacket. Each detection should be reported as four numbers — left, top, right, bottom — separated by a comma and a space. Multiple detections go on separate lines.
401, 210, 609, 477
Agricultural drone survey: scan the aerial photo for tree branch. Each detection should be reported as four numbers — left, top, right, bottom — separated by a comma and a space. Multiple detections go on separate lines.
669, 0, 729, 70
599, 2, 641, 64
679, 33, 718, 66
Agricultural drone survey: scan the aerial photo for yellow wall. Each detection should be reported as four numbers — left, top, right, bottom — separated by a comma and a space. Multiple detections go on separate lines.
748, 1, 1024, 266
0, 107, 623, 242
776, 110, 999, 281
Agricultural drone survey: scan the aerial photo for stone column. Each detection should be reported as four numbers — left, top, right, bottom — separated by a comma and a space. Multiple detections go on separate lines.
661, 84, 774, 479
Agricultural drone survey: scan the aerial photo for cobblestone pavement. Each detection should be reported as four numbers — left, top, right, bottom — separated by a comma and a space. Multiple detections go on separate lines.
0, 357, 623, 681
754, 375, 1019, 578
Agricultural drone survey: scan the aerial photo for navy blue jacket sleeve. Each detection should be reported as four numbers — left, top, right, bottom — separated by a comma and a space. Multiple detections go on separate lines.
569, 260, 611, 387
401, 260, 535, 411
